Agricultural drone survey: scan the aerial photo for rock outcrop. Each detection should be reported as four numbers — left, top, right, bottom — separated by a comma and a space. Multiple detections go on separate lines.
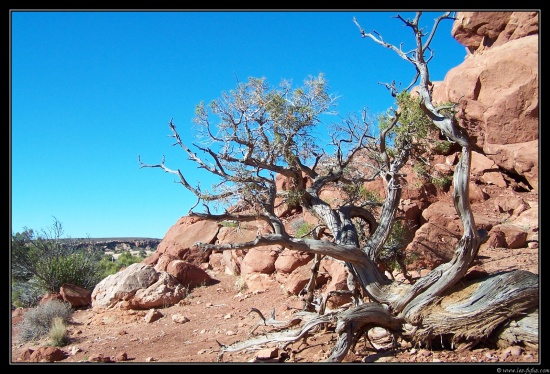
435, 11, 539, 191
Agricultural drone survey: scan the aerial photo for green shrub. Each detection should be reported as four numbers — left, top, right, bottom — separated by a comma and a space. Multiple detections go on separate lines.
412, 163, 429, 180
434, 140, 452, 155
431, 175, 452, 190
48, 317, 70, 347
18, 299, 73, 343
360, 188, 382, 203
98, 251, 145, 278
285, 189, 304, 208
12, 278, 44, 308
295, 221, 314, 238
36, 251, 102, 291
220, 220, 238, 228
11, 219, 102, 301
342, 184, 382, 206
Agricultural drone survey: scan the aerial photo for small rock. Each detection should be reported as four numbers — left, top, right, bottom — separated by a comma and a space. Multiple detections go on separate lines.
419, 349, 432, 357
144, 309, 163, 323
172, 313, 190, 324
375, 357, 395, 362
89, 353, 113, 363
17, 348, 33, 362
256, 348, 278, 360
115, 352, 128, 361
510, 346, 523, 356
69, 346, 81, 355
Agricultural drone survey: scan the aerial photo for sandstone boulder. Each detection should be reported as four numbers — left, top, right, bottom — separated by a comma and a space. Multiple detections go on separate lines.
28, 346, 66, 362
240, 246, 280, 275
91, 263, 186, 310
59, 283, 92, 308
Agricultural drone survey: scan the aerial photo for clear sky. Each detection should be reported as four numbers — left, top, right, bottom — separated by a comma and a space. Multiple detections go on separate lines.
10, 10, 467, 239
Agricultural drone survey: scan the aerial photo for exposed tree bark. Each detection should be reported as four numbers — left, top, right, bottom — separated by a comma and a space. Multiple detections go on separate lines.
141, 11, 538, 362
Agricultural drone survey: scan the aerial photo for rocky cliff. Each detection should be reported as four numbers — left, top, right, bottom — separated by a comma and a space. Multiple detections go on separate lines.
72, 238, 161, 253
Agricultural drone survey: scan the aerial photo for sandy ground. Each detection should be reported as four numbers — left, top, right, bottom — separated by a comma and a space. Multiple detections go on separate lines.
11, 243, 540, 366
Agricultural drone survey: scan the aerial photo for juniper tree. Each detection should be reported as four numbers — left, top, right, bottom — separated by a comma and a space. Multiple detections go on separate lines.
140, 12, 538, 362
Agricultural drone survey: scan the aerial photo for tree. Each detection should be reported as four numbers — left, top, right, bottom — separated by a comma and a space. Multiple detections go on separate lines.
140, 12, 538, 362
11, 218, 103, 307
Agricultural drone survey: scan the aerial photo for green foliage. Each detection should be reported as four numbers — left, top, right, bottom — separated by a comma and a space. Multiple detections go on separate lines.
97, 257, 120, 278
412, 162, 429, 180
394, 91, 435, 140
361, 188, 382, 203
190, 74, 335, 210
221, 220, 239, 228
98, 251, 145, 279
431, 174, 453, 190
434, 140, 452, 155
18, 299, 73, 343
37, 251, 102, 291
343, 184, 382, 204
378, 91, 439, 167
285, 189, 304, 208
295, 222, 314, 238
342, 185, 383, 228
117, 251, 145, 268
48, 317, 70, 347
11, 219, 103, 307
12, 278, 43, 308
438, 101, 458, 120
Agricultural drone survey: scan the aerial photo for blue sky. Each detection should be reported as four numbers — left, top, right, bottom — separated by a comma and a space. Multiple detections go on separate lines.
10, 10, 466, 239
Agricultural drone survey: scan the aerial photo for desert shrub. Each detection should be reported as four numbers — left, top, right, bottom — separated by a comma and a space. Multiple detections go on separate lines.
97, 251, 145, 279
18, 299, 73, 343
221, 220, 238, 228
290, 217, 314, 238
295, 222, 314, 238
234, 276, 248, 292
11, 278, 44, 308
431, 174, 453, 190
434, 140, 453, 155
11, 219, 103, 303
284, 189, 304, 208
48, 317, 70, 347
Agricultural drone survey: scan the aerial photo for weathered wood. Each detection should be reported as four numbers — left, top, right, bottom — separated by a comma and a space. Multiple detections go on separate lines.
413, 270, 538, 347
492, 309, 538, 349
216, 311, 336, 361
327, 303, 403, 362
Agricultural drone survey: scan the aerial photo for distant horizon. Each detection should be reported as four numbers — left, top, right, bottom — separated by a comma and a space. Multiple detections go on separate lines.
68, 236, 163, 240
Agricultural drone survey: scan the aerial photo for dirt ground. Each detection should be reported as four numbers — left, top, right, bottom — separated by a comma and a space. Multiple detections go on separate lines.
11, 239, 541, 365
